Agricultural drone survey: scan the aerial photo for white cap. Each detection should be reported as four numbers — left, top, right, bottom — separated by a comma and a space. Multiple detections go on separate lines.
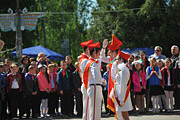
38, 64, 47, 69
132, 60, 142, 65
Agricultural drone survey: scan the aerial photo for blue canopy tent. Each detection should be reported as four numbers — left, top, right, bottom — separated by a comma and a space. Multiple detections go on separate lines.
11, 45, 65, 60
122, 47, 154, 57
131, 48, 154, 57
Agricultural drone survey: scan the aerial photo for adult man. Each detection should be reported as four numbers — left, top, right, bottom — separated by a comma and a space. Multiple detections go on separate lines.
83, 42, 107, 120
149, 46, 166, 60
171, 45, 180, 109
110, 50, 132, 120
171, 45, 179, 67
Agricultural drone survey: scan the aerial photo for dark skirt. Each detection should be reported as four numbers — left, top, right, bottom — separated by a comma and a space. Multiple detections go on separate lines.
150, 85, 163, 96
135, 82, 146, 95
164, 86, 174, 91
135, 89, 146, 95
39, 91, 49, 99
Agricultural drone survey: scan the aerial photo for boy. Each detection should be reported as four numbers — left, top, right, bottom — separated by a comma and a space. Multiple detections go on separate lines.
72, 62, 82, 116
24, 65, 39, 118
56, 61, 74, 117
6, 63, 23, 119
48, 64, 58, 116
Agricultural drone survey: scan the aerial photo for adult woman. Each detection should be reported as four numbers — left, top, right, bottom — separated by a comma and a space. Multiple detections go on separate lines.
37, 53, 51, 66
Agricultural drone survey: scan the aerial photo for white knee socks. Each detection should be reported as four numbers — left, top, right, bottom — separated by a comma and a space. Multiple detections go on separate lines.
41, 99, 48, 116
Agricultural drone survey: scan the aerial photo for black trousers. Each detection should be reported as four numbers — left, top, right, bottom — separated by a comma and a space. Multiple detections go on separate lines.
8, 89, 23, 118
174, 87, 180, 109
24, 94, 40, 117
1, 92, 8, 118
48, 91, 59, 114
71, 93, 74, 114
103, 90, 109, 113
60, 89, 73, 115
75, 90, 83, 116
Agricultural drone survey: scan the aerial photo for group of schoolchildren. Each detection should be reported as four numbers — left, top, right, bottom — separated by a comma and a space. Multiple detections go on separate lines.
0, 39, 180, 120
124, 45, 180, 114
0, 53, 83, 119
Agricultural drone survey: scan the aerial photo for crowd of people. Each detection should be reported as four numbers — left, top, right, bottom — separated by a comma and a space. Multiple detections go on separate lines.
0, 36, 180, 120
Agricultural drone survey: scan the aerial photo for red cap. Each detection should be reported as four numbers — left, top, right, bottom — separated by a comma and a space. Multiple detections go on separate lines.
88, 42, 100, 50
118, 50, 130, 60
108, 34, 123, 51
80, 39, 93, 48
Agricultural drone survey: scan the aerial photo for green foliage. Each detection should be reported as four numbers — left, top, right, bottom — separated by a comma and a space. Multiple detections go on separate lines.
1, 0, 180, 62
87, 0, 180, 57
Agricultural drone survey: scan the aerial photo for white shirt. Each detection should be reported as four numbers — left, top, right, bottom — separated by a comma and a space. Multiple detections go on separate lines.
111, 61, 118, 82
51, 73, 55, 89
100, 48, 111, 64
11, 79, 19, 89
167, 70, 171, 86
80, 59, 88, 83
88, 57, 104, 85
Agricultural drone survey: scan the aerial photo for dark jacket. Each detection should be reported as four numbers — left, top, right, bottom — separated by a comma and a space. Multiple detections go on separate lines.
67, 63, 76, 73
0, 73, 6, 92
24, 73, 39, 95
6, 73, 22, 93
174, 61, 180, 86
161, 67, 175, 87
72, 70, 81, 91
171, 53, 179, 67
56, 69, 74, 91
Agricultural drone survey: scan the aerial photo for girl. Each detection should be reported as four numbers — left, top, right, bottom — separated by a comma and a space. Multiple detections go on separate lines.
157, 59, 167, 112
146, 57, 162, 113
132, 60, 146, 113
140, 51, 150, 112
161, 58, 175, 112
37, 64, 51, 118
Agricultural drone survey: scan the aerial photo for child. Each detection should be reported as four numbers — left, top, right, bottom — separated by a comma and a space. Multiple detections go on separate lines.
146, 57, 162, 113
157, 59, 167, 112
0, 64, 6, 117
6, 63, 23, 118
157, 59, 164, 69
47, 64, 58, 116
132, 60, 146, 113
161, 58, 175, 112
37, 64, 51, 118
24, 65, 39, 118
56, 61, 74, 117
103, 64, 110, 114
72, 62, 83, 116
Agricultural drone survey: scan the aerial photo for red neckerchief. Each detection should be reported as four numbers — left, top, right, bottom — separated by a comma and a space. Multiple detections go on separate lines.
39, 71, 44, 75
62, 68, 67, 77
89, 57, 99, 63
80, 53, 89, 61
150, 65, 154, 71
143, 59, 146, 68
164, 66, 170, 77
75, 69, 78, 72
68, 64, 72, 71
